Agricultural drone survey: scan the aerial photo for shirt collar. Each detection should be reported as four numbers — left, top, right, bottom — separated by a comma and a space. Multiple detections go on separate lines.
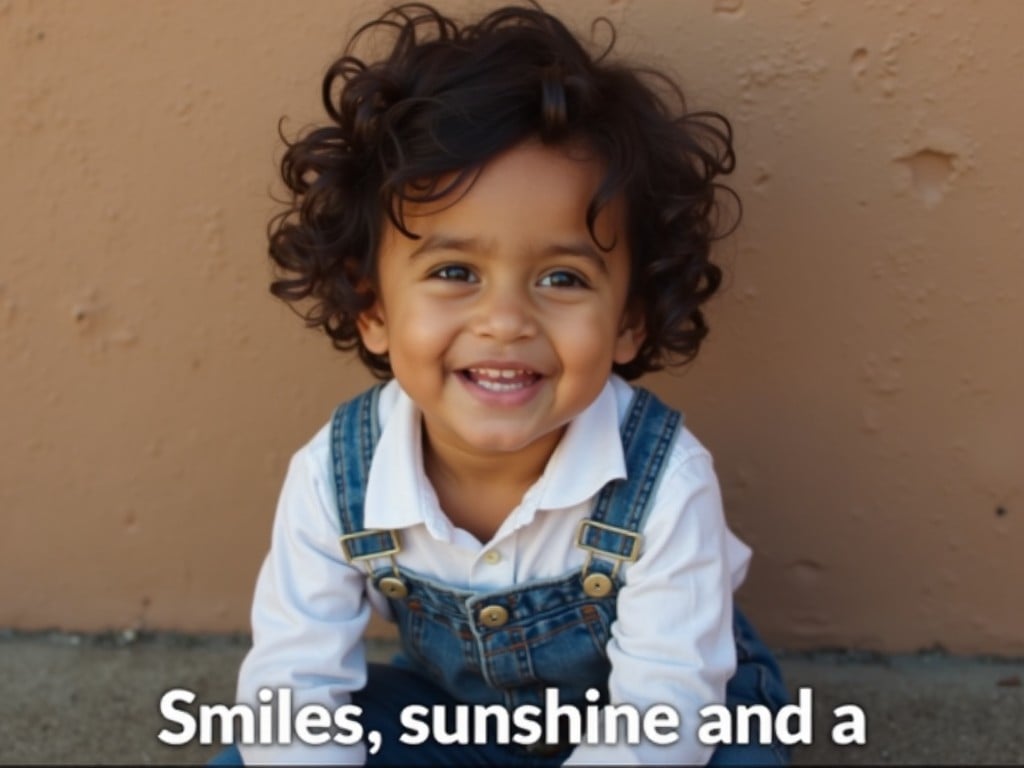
364, 381, 451, 539
363, 378, 627, 538
527, 380, 626, 513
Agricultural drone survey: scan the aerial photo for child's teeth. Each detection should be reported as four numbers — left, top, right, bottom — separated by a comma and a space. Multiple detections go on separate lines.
471, 368, 529, 379
466, 368, 536, 391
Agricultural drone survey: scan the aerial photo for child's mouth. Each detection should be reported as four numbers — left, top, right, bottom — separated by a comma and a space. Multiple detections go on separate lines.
460, 367, 542, 393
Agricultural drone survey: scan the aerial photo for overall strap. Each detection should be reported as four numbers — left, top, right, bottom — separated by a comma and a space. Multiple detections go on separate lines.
575, 388, 681, 588
329, 384, 401, 568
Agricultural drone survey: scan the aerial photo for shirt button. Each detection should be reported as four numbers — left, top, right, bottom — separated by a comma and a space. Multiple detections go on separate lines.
479, 604, 509, 628
483, 550, 502, 565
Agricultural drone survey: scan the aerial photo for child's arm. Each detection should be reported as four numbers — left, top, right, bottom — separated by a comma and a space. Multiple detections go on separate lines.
235, 436, 372, 765
566, 444, 740, 766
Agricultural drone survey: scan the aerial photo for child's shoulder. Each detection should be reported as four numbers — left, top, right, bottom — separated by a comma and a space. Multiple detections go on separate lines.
610, 376, 715, 473
290, 381, 407, 481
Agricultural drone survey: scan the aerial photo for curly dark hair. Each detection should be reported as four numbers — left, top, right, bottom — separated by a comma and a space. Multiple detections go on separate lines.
268, 1, 738, 380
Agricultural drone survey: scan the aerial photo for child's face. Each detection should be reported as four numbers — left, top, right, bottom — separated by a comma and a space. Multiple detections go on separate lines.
358, 140, 642, 465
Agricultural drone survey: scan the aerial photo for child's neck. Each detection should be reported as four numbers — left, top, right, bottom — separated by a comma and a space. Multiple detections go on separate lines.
422, 425, 565, 544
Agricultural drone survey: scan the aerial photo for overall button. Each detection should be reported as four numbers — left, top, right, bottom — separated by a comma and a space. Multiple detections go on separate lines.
483, 550, 502, 565
582, 573, 614, 597
378, 576, 408, 598
479, 604, 509, 628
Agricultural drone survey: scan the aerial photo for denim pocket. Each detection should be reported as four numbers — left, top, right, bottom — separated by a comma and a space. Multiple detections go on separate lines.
507, 602, 614, 694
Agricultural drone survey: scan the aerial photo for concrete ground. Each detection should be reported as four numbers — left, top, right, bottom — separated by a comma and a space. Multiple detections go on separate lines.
1, 631, 1022, 765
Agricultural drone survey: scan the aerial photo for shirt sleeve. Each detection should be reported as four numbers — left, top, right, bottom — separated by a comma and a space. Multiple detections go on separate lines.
564, 446, 736, 766
236, 443, 372, 765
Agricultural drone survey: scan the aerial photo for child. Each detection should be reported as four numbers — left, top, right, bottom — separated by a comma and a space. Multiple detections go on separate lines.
220, 2, 789, 764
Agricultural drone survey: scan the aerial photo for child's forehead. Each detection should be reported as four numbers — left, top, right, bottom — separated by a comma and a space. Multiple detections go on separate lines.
388, 140, 626, 243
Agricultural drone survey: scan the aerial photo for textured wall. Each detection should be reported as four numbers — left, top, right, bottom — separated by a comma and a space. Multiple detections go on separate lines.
1, 0, 1021, 653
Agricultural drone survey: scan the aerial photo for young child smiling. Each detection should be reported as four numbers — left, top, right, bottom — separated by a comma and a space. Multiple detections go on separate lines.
359, 141, 640, 544
219, 2, 789, 764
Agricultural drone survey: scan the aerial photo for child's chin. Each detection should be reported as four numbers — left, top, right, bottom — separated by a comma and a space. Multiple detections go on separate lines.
463, 432, 538, 454
456, 423, 565, 457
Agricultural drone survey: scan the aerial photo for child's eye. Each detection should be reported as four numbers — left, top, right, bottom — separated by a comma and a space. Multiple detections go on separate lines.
429, 264, 477, 282
538, 270, 588, 288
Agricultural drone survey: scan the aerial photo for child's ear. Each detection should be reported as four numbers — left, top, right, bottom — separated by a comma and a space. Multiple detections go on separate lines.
357, 302, 389, 355
613, 313, 645, 365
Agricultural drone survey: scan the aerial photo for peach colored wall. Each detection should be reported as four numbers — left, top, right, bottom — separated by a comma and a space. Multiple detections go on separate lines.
1, 0, 1021, 653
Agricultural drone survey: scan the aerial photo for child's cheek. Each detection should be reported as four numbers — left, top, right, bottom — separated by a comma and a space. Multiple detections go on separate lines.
395, 298, 460, 355
552, 308, 621, 367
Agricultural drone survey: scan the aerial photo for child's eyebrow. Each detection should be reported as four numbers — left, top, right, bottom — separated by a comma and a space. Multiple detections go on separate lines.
409, 234, 609, 273
409, 234, 482, 259
542, 240, 609, 274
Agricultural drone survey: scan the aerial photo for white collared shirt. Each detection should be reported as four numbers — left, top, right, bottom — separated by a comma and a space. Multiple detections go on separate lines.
237, 375, 751, 765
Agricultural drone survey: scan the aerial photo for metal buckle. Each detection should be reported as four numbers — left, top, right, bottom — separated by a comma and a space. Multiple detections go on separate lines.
575, 519, 642, 581
575, 519, 642, 562
338, 529, 402, 562
339, 529, 402, 579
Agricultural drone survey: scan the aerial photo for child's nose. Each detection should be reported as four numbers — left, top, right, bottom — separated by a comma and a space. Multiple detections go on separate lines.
472, 283, 537, 341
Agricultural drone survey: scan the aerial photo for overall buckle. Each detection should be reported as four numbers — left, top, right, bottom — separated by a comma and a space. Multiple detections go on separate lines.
338, 529, 407, 597
575, 519, 642, 596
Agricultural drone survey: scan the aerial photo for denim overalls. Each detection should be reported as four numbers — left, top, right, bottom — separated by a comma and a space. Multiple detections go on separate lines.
331, 384, 790, 765
212, 385, 789, 766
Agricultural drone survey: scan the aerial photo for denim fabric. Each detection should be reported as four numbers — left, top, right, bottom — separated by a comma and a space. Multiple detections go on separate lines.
211, 386, 790, 764
209, 619, 789, 767
371, 609, 791, 766
710, 609, 791, 766
334, 386, 680, 712
382, 567, 618, 710
330, 385, 790, 764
